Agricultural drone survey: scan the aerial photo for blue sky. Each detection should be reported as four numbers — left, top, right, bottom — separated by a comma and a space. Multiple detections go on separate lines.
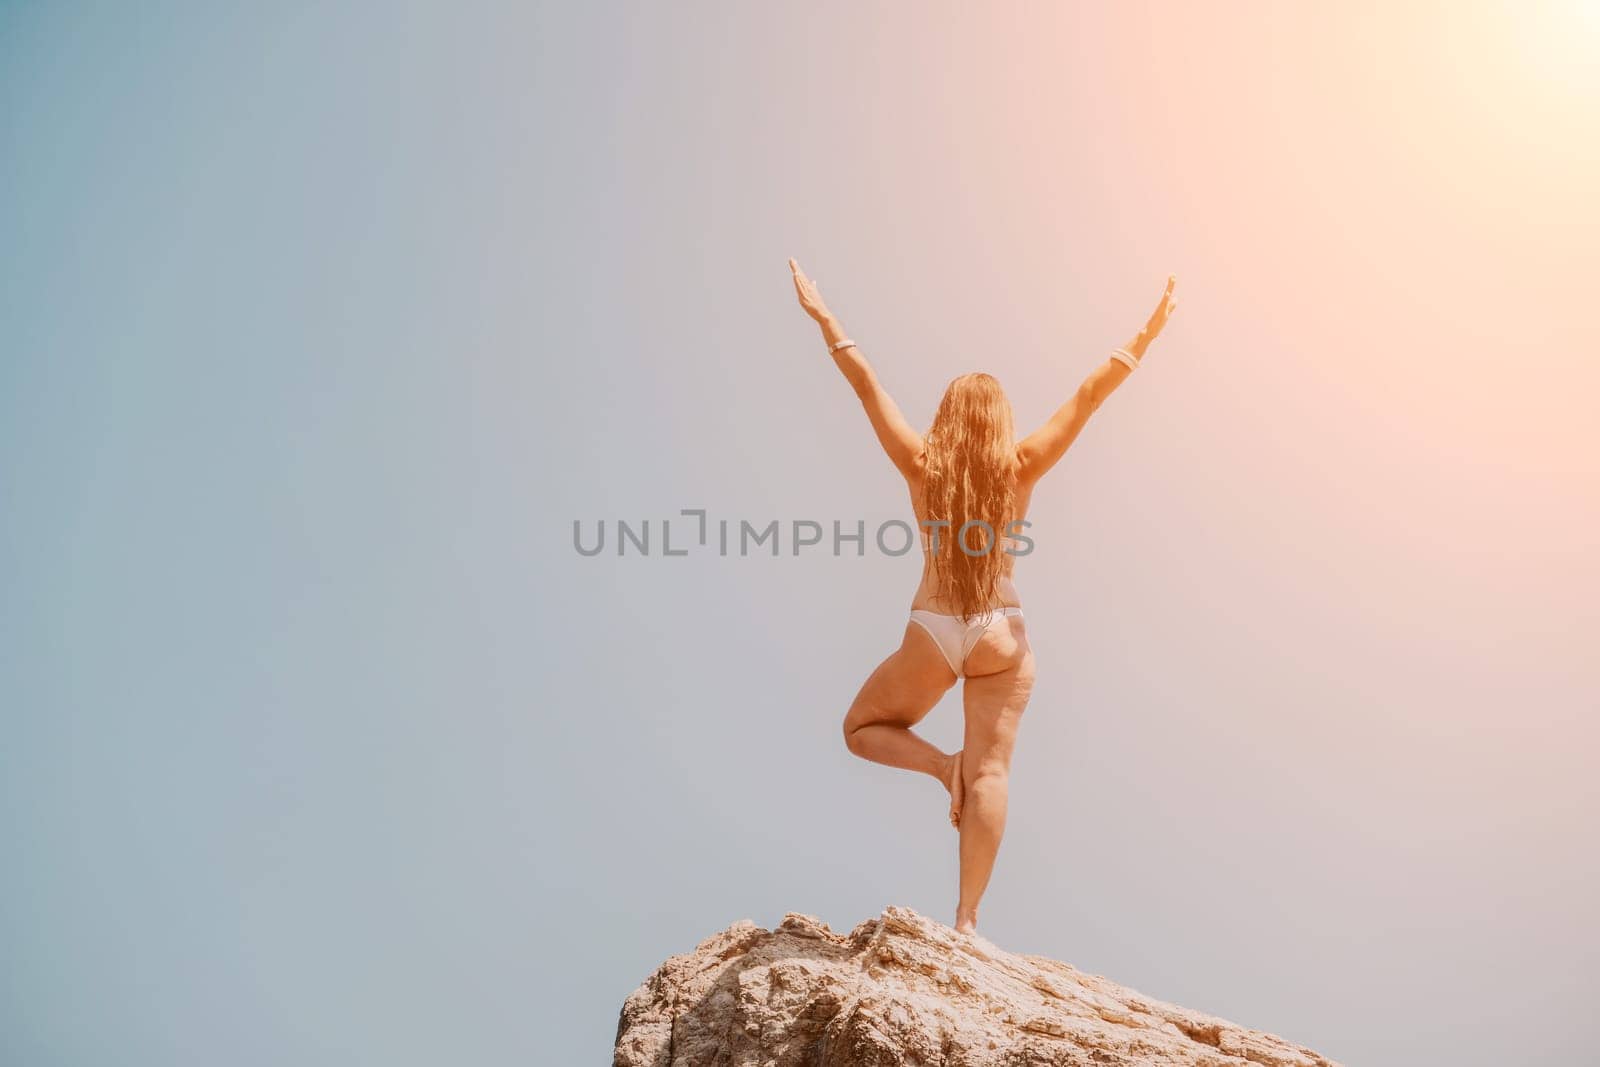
4, 4, 1597, 1065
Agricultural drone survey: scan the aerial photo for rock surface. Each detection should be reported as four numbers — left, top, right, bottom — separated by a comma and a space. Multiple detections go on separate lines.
615, 906, 1340, 1067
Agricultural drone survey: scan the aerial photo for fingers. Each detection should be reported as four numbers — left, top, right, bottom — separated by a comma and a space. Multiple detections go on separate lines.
1141, 275, 1178, 333
789, 257, 818, 294
789, 258, 809, 298
1150, 275, 1176, 324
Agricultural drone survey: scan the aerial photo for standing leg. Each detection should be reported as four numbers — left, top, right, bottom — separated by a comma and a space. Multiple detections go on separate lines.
954, 620, 1036, 934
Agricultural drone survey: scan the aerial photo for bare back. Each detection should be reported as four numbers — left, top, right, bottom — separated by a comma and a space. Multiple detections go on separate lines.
905, 468, 1037, 615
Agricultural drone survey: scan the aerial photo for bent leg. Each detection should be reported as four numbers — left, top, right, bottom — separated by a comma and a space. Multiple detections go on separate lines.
843, 622, 961, 815
955, 623, 1036, 933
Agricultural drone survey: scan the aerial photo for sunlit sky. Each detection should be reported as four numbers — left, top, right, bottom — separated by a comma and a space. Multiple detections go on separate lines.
3, 4, 1597, 1065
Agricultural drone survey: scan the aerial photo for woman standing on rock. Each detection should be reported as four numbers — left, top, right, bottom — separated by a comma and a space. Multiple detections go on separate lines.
788, 258, 1178, 934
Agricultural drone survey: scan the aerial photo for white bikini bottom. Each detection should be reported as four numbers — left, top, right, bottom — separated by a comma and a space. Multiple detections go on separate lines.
908, 607, 1025, 678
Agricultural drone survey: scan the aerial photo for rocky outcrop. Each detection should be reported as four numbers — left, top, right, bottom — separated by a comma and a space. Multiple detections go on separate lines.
615, 906, 1340, 1067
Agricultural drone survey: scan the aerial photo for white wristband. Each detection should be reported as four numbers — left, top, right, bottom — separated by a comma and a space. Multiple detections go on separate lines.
1110, 347, 1140, 371
830, 338, 858, 353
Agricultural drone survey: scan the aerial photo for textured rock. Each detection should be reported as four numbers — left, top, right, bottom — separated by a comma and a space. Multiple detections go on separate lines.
615, 905, 1340, 1067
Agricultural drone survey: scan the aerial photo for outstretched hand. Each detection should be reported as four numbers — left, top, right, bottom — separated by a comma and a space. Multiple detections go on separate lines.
789, 257, 832, 324
1132, 275, 1179, 355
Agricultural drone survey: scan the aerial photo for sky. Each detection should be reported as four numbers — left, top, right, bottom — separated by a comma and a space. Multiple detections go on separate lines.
2, 3, 1598, 1065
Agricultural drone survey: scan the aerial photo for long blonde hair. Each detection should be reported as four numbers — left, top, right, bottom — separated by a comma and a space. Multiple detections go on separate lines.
920, 373, 1019, 621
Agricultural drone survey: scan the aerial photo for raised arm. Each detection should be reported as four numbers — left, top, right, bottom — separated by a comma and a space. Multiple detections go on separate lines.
789, 258, 924, 482
1016, 275, 1179, 485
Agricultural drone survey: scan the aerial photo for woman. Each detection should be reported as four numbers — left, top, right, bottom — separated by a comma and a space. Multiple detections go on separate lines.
788, 257, 1178, 935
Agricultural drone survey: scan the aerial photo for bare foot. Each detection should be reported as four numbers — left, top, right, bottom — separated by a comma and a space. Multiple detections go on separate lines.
955, 907, 977, 935
942, 751, 964, 829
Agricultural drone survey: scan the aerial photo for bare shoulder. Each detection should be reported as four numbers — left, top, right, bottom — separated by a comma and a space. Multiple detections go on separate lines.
1013, 446, 1042, 492
903, 460, 927, 508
